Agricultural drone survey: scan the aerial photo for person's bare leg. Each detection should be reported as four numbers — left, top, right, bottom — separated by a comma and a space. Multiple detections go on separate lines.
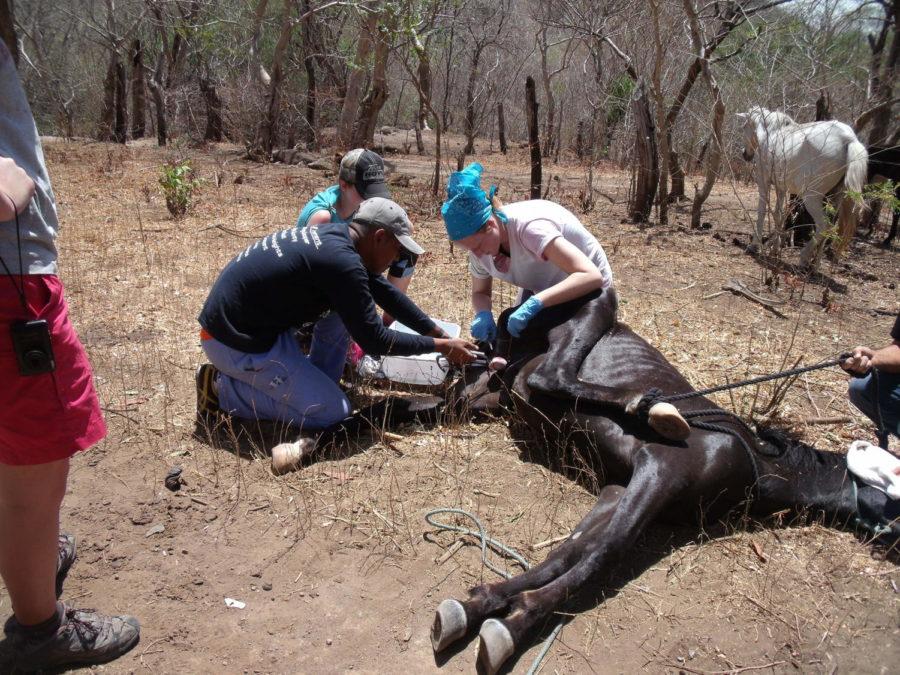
0, 457, 68, 625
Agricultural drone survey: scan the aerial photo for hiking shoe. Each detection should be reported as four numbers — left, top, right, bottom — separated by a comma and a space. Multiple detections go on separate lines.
271, 437, 318, 475
196, 363, 220, 419
648, 402, 691, 441
3, 604, 140, 672
56, 534, 76, 598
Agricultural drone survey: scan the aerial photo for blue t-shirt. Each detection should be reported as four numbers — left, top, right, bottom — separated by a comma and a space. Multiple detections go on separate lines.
296, 186, 345, 229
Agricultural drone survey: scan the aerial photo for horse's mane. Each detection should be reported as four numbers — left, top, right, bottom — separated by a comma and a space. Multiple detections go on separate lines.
748, 106, 795, 130
756, 425, 844, 472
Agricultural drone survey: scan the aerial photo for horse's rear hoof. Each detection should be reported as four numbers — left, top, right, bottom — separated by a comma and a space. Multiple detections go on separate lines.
477, 618, 514, 675
648, 402, 691, 441
431, 599, 467, 652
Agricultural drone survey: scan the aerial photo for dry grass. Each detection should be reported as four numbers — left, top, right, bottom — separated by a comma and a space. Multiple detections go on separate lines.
24, 135, 899, 673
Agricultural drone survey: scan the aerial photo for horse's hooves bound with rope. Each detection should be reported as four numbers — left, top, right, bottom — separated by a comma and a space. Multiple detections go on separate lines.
434, 289, 897, 675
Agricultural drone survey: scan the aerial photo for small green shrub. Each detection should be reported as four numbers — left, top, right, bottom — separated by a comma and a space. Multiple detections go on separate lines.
159, 159, 202, 219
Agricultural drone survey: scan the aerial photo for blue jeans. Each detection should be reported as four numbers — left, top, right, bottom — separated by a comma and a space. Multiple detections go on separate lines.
848, 370, 900, 441
202, 312, 352, 430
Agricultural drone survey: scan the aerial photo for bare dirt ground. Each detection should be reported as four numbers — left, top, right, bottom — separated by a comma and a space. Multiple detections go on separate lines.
6, 132, 897, 674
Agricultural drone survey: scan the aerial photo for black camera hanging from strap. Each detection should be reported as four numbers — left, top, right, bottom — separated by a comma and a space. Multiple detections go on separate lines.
0, 191, 55, 376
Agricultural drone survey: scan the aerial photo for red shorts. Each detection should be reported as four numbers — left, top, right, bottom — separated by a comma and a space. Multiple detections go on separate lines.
0, 275, 106, 465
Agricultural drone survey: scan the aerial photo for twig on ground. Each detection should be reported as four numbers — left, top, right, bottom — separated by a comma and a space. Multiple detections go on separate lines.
531, 533, 570, 551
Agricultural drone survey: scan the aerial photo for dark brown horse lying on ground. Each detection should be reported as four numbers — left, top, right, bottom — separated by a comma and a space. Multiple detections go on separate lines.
432, 289, 899, 675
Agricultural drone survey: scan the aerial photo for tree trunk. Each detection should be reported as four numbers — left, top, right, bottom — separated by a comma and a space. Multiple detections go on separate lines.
1, 0, 18, 67
113, 58, 128, 143
130, 39, 146, 139
682, 0, 725, 229
98, 54, 118, 141
416, 39, 432, 134
691, 90, 724, 228
147, 64, 167, 146
199, 71, 224, 142
629, 81, 657, 223
440, 8, 458, 132
649, 0, 668, 225
352, 15, 390, 148
256, 1, 296, 159
815, 89, 832, 121
462, 46, 483, 155
497, 102, 507, 154
540, 41, 556, 159
300, 0, 317, 146
869, 0, 900, 145
338, 12, 376, 147
668, 143, 685, 201
526, 76, 541, 199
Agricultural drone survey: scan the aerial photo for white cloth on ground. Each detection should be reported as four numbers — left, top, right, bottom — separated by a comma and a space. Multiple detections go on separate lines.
846, 440, 900, 500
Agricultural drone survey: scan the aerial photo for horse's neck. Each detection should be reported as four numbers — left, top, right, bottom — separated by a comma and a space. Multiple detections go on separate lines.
756, 445, 853, 518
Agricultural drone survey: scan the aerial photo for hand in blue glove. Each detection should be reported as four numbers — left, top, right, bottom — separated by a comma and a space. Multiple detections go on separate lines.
507, 296, 544, 338
470, 310, 497, 342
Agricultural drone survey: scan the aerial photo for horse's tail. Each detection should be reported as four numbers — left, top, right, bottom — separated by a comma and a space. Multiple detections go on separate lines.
834, 140, 868, 254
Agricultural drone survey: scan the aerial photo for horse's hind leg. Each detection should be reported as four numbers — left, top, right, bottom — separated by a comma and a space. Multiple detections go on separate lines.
799, 193, 828, 268
525, 290, 690, 440
476, 447, 690, 674
431, 484, 624, 652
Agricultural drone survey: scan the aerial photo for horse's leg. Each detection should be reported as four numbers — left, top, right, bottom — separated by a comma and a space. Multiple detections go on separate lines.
430, 484, 625, 652
476, 446, 690, 674
769, 187, 785, 253
752, 172, 769, 250
799, 194, 828, 269
525, 291, 690, 440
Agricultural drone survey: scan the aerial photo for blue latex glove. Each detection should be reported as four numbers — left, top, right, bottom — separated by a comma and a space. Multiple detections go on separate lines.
507, 296, 544, 338
470, 310, 497, 342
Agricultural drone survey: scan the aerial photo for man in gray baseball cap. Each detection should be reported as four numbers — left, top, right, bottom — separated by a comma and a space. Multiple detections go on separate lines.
198, 197, 476, 466
352, 197, 425, 256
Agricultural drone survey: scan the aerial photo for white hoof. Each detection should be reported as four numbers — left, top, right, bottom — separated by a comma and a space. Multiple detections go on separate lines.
431, 599, 467, 652
648, 402, 691, 441
477, 618, 514, 675
270, 437, 317, 475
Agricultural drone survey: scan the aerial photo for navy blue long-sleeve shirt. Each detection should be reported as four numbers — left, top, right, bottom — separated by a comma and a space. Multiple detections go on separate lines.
199, 222, 436, 355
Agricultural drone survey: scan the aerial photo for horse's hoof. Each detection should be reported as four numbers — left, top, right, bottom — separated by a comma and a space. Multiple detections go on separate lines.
489, 357, 508, 372
477, 619, 515, 675
648, 402, 691, 441
431, 599, 467, 652
271, 437, 316, 475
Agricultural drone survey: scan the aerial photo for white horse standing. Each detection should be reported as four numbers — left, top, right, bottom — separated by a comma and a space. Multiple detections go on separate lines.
736, 107, 868, 268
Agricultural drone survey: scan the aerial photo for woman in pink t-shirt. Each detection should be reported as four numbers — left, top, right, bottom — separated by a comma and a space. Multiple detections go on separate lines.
442, 162, 612, 342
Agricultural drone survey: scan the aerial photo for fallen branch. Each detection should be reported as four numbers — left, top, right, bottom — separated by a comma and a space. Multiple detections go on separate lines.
723, 278, 787, 318
530, 533, 570, 551
801, 416, 851, 425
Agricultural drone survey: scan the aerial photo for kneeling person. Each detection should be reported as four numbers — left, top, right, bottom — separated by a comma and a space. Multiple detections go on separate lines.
197, 197, 475, 434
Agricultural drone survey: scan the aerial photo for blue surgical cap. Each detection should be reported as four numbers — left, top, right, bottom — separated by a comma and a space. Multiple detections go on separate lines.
442, 163, 493, 241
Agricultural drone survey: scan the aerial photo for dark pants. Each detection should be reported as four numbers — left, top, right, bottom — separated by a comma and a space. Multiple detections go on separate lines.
848, 370, 900, 448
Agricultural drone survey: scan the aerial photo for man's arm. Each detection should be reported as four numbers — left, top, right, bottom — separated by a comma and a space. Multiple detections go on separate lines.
842, 341, 900, 375
0, 157, 36, 221
369, 274, 441, 337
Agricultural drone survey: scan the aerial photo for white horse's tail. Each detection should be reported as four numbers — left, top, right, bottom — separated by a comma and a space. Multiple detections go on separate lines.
835, 139, 868, 254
